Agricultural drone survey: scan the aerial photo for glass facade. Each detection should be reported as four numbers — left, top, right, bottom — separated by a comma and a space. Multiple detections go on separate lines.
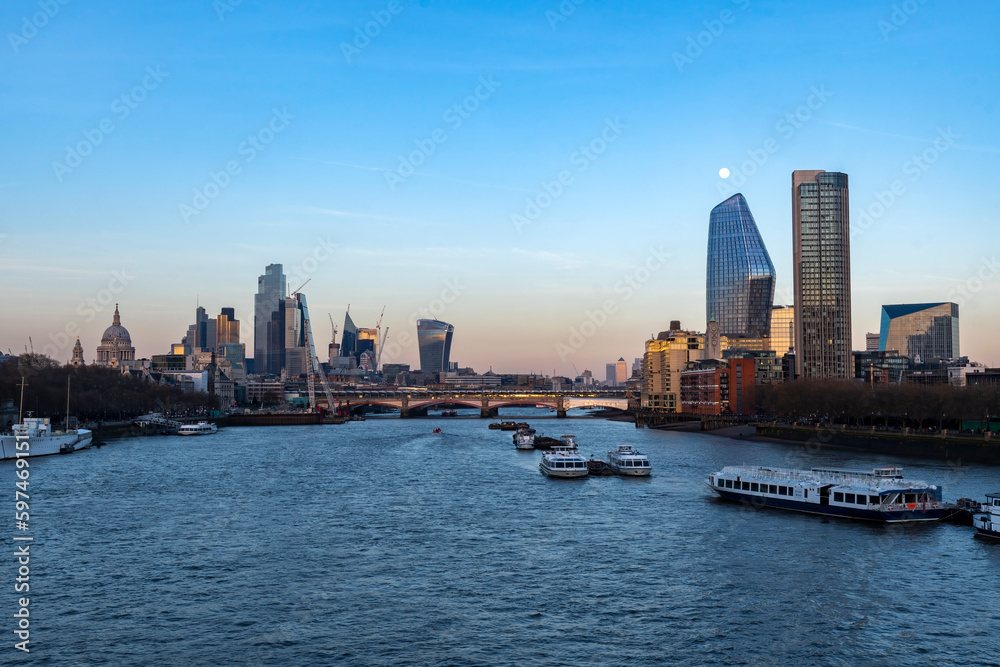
768, 305, 794, 356
340, 312, 358, 364
879, 302, 959, 362
417, 319, 454, 373
792, 170, 851, 379
706, 194, 775, 338
253, 264, 286, 376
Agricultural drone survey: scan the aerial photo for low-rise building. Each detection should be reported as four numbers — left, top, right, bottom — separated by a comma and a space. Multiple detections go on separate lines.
680, 358, 756, 415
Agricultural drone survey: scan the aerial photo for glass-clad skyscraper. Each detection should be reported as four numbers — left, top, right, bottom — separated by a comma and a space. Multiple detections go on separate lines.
792, 170, 851, 379
340, 311, 358, 365
706, 194, 776, 338
254, 263, 286, 376
417, 319, 454, 373
879, 302, 959, 362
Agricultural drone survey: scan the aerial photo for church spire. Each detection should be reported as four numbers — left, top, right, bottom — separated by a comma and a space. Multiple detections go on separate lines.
113, 304, 121, 326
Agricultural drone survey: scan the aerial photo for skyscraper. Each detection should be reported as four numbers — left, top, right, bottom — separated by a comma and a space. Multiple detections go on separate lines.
416, 319, 454, 373
792, 170, 852, 379
254, 263, 286, 376
339, 311, 358, 366
769, 305, 795, 356
706, 194, 776, 339
879, 302, 959, 362
217, 307, 240, 346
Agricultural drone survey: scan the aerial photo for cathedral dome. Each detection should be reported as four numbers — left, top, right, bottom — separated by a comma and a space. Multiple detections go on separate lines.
101, 305, 132, 343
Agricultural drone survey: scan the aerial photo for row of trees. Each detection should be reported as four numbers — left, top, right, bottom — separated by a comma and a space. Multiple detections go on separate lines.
756, 380, 1000, 431
1, 354, 217, 425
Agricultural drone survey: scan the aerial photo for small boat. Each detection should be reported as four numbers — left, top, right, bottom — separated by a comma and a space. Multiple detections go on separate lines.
441, 410, 458, 417
708, 465, 953, 523
539, 448, 589, 479
973, 493, 1000, 540
513, 430, 535, 450
559, 435, 579, 450
608, 445, 652, 476
176, 422, 218, 436
488, 422, 502, 430
432, 428, 443, 434
587, 458, 616, 476
499, 421, 521, 431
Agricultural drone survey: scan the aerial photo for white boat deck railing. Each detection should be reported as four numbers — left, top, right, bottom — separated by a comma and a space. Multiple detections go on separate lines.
719, 466, 931, 491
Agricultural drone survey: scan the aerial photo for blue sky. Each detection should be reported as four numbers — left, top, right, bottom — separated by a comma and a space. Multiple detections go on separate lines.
2, 0, 999, 373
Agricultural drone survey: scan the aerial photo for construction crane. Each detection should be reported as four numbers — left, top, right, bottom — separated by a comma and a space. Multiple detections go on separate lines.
301, 315, 337, 414
374, 306, 386, 370
291, 278, 311, 296
376, 326, 389, 371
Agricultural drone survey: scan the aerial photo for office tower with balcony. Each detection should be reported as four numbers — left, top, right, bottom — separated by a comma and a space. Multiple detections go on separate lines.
792, 170, 852, 379
706, 194, 776, 341
417, 319, 454, 373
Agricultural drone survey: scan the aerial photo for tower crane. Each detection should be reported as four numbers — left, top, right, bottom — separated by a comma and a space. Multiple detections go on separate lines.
374, 306, 386, 370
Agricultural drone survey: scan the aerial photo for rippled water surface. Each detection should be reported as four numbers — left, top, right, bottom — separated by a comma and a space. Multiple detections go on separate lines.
5, 412, 1000, 665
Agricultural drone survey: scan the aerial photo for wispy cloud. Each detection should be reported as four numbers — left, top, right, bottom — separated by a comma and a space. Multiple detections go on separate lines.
301, 156, 531, 193
301, 206, 412, 226
298, 157, 387, 172
827, 121, 1000, 154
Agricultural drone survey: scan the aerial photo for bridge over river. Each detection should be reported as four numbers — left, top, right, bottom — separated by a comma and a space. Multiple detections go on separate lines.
325, 390, 630, 418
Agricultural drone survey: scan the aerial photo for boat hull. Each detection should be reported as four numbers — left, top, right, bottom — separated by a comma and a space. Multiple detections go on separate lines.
711, 487, 949, 523
539, 463, 588, 479
0, 429, 93, 460
612, 466, 651, 477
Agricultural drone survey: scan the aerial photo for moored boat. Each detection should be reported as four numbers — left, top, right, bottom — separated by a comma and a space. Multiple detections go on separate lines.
539, 448, 589, 478
0, 416, 92, 460
607, 445, 651, 476
587, 458, 616, 476
513, 429, 535, 450
176, 422, 218, 436
559, 435, 579, 450
708, 465, 953, 523
972, 493, 1000, 540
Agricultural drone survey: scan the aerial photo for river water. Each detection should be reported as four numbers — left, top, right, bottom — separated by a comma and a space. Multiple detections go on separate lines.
4, 409, 999, 665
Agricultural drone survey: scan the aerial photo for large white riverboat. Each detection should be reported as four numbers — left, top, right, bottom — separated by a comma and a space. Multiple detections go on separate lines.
177, 422, 218, 436
972, 493, 1000, 540
540, 439, 589, 478
708, 465, 953, 523
607, 445, 651, 476
0, 416, 93, 460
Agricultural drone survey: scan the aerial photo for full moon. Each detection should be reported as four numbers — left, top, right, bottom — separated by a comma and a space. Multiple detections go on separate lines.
719, 167, 730, 178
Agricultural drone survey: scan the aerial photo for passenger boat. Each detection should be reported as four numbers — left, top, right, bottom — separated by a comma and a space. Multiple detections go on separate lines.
607, 445, 651, 476
539, 447, 589, 478
513, 430, 535, 450
707, 465, 953, 523
499, 421, 525, 431
176, 422, 218, 436
441, 410, 457, 417
0, 415, 92, 460
559, 435, 579, 450
972, 493, 1000, 540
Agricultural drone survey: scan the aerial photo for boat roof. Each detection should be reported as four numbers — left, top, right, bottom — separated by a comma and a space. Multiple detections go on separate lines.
986, 492, 1000, 499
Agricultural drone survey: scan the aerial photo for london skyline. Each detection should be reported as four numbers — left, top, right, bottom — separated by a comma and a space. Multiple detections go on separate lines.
3, 1, 1000, 374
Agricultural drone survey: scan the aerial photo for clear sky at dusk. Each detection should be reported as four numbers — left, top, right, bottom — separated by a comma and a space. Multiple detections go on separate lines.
2, 0, 999, 374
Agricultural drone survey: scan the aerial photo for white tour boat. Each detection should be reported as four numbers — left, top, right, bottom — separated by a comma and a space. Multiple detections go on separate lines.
176, 422, 218, 436
972, 492, 1000, 541
0, 416, 93, 460
513, 429, 535, 450
708, 465, 953, 523
607, 445, 652, 476
539, 447, 589, 478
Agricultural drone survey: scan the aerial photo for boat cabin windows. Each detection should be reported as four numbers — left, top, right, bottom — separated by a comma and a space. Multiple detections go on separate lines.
834, 492, 843, 503
845, 493, 856, 504
870, 496, 880, 505
751, 483, 759, 492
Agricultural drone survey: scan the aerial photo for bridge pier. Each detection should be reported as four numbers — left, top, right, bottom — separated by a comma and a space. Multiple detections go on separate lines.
557, 397, 567, 418
400, 397, 409, 419
481, 397, 490, 419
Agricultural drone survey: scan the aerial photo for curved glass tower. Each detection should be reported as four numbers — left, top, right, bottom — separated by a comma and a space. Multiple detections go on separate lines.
417, 319, 454, 373
706, 194, 776, 338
